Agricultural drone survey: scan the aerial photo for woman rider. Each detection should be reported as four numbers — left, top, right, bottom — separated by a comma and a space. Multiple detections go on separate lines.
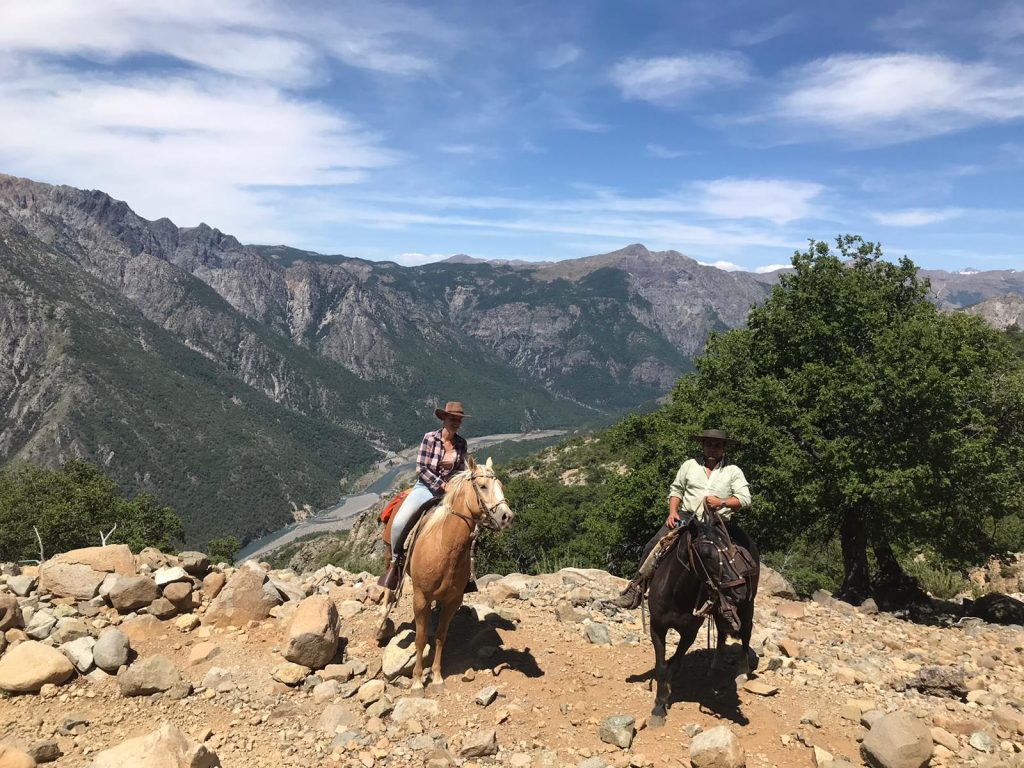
378, 401, 469, 590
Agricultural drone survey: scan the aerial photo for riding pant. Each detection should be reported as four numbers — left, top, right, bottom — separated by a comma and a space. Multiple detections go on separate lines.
389, 481, 438, 554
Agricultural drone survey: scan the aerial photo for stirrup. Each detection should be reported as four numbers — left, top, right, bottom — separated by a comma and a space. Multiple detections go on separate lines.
378, 554, 405, 590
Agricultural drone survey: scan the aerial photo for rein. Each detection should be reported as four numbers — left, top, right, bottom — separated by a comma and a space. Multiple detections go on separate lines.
447, 470, 504, 531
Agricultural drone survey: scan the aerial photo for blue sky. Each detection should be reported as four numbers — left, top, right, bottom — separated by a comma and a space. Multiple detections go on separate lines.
1, 1, 1022, 272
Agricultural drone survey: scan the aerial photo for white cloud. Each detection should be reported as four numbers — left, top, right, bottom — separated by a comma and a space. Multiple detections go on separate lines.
871, 207, 963, 227
0, 63, 395, 238
698, 260, 743, 271
647, 143, 687, 159
694, 179, 824, 224
610, 53, 751, 105
774, 53, 1024, 143
0, 1, 450, 83
730, 13, 799, 47
538, 43, 581, 70
754, 264, 790, 273
559, 110, 610, 133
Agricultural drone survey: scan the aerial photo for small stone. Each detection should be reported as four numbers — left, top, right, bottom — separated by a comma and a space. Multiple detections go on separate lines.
585, 622, 611, 645
968, 731, 996, 753
271, 661, 310, 686
475, 686, 498, 707
743, 679, 778, 696
599, 715, 636, 749
460, 729, 498, 758
689, 726, 745, 768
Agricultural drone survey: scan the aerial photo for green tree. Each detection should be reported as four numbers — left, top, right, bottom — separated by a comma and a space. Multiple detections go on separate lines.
0, 460, 182, 561
206, 535, 241, 565
667, 236, 1024, 601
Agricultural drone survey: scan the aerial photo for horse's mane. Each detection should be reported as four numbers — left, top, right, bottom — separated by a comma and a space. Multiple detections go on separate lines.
418, 468, 473, 540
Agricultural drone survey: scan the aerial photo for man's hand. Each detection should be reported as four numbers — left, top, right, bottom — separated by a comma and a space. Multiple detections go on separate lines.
705, 495, 723, 510
666, 509, 683, 528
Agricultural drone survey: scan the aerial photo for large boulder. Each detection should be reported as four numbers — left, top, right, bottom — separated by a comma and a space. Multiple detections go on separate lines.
88, 722, 219, 767
202, 562, 281, 627
117, 656, 191, 699
860, 711, 932, 768
38, 545, 135, 599
283, 595, 340, 670
758, 565, 797, 599
0, 594, 24, 631
108, 575, 160, 613
689, 725, 746, 768
179, 552, 211, 577
93, 629, 131, 673
382, 628, 429, 679
0, 745, 36, 768
0, 641, 75, 692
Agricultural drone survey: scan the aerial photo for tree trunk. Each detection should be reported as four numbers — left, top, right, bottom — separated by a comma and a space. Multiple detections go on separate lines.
872, 536, 928, 608
838, 513, 871, 603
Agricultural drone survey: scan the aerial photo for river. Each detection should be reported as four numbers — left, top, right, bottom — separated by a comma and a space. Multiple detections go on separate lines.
235, 429, 564, 562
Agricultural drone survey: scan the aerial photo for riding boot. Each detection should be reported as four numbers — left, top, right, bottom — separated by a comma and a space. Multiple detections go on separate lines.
378, 553, 405, 590
611, 575, 648, 609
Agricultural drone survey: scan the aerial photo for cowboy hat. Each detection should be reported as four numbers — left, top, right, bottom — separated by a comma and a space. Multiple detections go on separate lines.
435, 401, 470, 419
688, 428, 740, 444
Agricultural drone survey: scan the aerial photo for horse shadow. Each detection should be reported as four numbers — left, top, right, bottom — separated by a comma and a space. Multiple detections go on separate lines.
393, 603, 543, 680
625, 644, 751, 726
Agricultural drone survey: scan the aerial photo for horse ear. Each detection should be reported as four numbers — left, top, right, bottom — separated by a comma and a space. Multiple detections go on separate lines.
468, 455, 477, 471
486, 457, 493, 469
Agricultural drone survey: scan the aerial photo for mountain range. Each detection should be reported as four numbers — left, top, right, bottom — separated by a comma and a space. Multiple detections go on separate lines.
2, 173, 1021, 547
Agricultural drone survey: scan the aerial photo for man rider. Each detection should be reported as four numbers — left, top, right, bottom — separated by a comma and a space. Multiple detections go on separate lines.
612, 429, 751, 609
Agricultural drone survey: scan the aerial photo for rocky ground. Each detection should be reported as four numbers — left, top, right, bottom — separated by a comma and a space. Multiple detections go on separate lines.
1, 546, 1024, 767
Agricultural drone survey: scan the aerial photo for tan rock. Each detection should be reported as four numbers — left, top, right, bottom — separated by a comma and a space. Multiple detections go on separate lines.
775, 601, 805, 620
187, 642, 220, 666
271, 662, 310, 686
689, 725, 745, 768
39, 545, 135, 599
88, 722, 219, 767
777, 637, 802, 659
202, 562, 280, 627
283, 595, 340, 670
0, 595, 23, 631
202, 572, 226, 599
108, 575, 160, 612
861, 711, 931, 768
0, 641, 75, 692
0, 745, 36, 768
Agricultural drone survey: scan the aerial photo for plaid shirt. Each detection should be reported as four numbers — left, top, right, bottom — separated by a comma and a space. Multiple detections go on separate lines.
416, 429, 468, 495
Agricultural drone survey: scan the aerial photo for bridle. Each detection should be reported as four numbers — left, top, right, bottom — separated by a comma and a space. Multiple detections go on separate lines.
448, 468, 508, 531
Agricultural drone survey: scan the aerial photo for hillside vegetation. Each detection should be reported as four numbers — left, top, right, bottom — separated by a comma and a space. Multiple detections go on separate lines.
481, 238, 1024, 601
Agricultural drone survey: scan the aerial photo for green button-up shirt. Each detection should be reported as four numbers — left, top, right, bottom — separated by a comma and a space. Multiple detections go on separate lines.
668, 458, 751, 520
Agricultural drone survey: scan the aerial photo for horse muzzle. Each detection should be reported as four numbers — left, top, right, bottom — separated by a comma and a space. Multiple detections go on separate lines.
491, 503, 515, 531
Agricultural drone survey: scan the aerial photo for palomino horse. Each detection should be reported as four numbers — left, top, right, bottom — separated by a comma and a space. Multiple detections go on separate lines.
383, 457, 513, 694
646, 517, 760, 726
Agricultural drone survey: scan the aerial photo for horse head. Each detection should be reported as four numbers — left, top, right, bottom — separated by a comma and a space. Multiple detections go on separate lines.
467, 456, 514, 531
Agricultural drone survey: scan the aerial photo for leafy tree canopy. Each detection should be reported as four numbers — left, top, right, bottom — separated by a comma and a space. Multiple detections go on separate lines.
0, 459, 182, 562
484, 237, 1024, 603
206, 535, 241, 565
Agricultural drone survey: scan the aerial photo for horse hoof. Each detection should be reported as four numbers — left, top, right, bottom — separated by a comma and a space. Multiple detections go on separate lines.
410, 684, 425, 698
649, 714, 666, 728
429, 680, 445, 692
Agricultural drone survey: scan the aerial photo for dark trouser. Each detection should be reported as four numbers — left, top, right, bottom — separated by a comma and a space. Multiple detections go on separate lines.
641, 525, 672, 568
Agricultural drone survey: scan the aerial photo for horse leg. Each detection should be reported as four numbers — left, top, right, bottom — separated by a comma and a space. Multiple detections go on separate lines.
737, 598, 756, 677
710, 616, 730, 676
650, 625, 671, 728
410, 591, 430, 695
429, 594, 462, 691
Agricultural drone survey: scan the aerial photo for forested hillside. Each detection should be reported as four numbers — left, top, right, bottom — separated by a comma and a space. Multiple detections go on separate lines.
483, 238, 1024, 602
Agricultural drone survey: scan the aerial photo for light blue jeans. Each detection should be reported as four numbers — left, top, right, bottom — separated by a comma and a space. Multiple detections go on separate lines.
389, 481, 437, 554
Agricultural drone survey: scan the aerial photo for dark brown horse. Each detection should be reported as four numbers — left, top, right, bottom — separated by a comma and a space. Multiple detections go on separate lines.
645, 518, 760, 727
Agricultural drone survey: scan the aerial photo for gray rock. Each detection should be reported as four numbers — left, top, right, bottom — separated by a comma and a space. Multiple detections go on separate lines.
860, 711, 931, 768
28, 739, 62, 763
968, 731, 996, 753
7, 574, 36, 597
179, 551, 211, 576
51, 618, 91, 644
108, 575, 161, 613
153, 566, 189, 587
577, 759, 609, 768
93, 629, 131, 673
383, 629, 428, 679
585, 622, 611, 645
460, 729, 498, 758
689, 725, 745, 768
901, 665, 968, 699
392, 697, 441, 724
25, 609, 56, 639
598, 715, 635, 749
147, 596, 178, 619
475, 685, 499, 707
758, 565, 797, 599
283, 595, 340, 670
61, 636, 96, 673
117, 655, 191, 699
